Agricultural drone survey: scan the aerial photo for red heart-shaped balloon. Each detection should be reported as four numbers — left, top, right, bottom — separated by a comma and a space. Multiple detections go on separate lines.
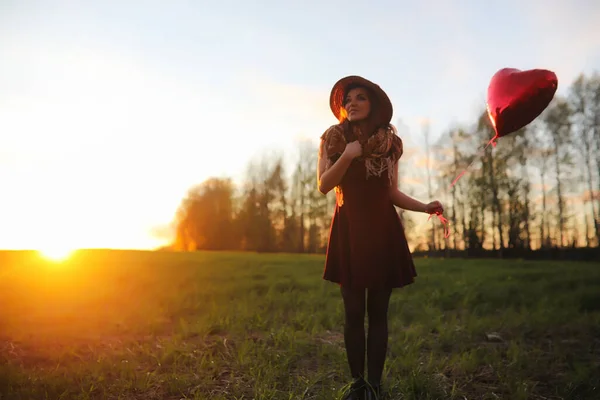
487, 68, 558, 139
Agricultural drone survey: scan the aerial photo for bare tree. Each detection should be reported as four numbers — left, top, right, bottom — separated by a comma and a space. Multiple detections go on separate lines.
570, 73, 600, 246
542, 98, 574, 248
422, 119, 437, 251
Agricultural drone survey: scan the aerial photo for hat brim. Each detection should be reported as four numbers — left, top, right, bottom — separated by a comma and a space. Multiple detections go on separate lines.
329, 75, 393, 124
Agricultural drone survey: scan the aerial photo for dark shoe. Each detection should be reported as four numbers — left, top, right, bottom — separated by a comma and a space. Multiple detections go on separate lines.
342, 377, 366, 400
365, 383, 384, 400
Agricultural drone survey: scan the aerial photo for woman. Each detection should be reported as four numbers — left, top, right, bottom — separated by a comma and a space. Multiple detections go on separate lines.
317, 76, 443, 400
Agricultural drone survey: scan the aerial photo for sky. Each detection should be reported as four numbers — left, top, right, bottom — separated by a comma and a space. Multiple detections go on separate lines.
1, 0, 599, 251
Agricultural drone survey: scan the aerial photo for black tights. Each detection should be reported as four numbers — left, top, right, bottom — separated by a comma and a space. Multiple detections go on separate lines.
341, 286, 392, 386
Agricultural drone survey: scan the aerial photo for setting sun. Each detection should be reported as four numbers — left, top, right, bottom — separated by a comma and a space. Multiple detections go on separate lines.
37, 247, 76, 262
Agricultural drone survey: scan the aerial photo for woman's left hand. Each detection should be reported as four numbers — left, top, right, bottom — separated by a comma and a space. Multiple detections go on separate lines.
425, 200, 444, 215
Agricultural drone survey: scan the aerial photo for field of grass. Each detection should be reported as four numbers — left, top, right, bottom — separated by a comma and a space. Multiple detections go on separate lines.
0, 250, 599, 400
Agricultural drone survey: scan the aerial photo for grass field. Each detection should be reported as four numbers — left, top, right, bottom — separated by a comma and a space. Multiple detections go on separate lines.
0, 250, 599, 400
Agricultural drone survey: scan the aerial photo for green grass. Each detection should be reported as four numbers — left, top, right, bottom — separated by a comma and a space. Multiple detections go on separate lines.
0, 250, 599, 399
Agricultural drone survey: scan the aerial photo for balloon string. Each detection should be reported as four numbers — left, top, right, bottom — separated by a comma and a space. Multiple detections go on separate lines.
448, 134, 498, 189
426, 132, 499, 240
428, 212, 450, 238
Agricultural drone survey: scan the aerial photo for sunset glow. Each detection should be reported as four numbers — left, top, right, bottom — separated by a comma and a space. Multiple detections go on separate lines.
38, 247, 75, 263
1, 1, 598, 252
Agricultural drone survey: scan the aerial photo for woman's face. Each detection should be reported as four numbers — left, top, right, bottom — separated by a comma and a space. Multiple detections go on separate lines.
343, 87, 371, 122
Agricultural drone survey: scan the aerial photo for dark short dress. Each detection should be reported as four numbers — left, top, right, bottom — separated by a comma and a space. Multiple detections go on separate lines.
322, 151, 417, 291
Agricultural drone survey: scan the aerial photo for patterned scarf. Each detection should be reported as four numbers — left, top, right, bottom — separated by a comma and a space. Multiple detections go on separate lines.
320, 122, 403, 206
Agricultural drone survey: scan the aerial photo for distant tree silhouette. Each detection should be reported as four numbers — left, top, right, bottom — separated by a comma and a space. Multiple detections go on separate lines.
166, 71, 600, 260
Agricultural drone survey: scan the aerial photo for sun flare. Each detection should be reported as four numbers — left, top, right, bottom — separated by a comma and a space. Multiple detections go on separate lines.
38, 246, 76, 262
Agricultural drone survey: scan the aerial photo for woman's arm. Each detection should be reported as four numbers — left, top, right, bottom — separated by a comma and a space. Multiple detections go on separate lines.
317, 140, 360, 195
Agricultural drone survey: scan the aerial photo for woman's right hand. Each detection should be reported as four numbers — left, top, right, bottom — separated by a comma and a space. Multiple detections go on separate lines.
343, 141, 362, 159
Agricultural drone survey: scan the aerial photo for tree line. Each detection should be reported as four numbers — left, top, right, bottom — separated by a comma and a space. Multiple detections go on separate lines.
165, 72, 600, 260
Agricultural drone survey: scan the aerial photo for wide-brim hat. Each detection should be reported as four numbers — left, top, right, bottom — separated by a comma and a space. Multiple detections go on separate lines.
329, 75, 393, 124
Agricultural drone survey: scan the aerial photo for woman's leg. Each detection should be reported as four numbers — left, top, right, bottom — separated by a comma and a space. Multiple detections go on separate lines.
366, 287, 393, 388
341, 285, 367, 381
